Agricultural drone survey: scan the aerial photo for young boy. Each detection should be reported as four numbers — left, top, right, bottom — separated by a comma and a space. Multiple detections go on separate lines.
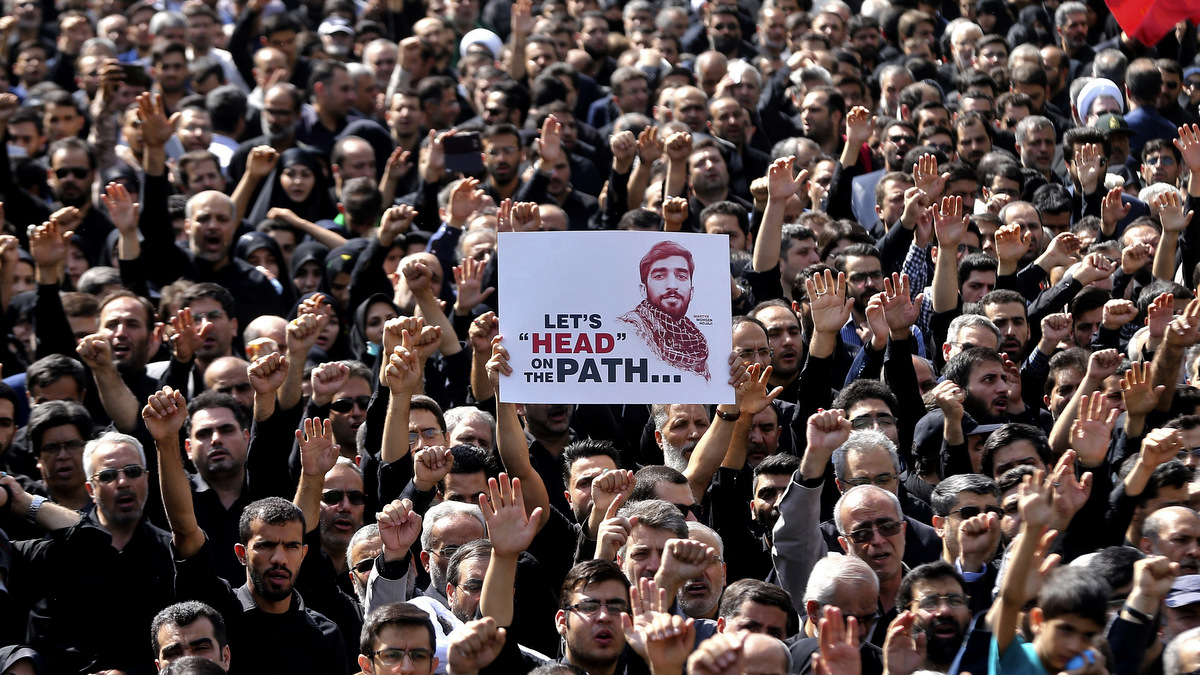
991, 471, 1111, 674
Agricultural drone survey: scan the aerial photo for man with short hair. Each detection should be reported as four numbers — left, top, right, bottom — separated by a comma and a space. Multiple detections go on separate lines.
151, 601, 232, 671
1125, 57, 1180, 157
178, 151, 227, 197
419, 501, 487, 607
561, 439, 620, 525
798, 86, 846, 155
202, 356, 254, 412
896, 561, 973, 671
716, 578, 792, 639
556, 560, 632, 675
296, 59, 367, 155
28, 400, 94, 512
789, 555, 885, 671
45, 137, 114, 262
929, 474, 1002, 610
358, 602, 439, 675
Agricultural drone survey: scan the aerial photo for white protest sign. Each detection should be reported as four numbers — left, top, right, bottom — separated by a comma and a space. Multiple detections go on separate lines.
497, 231, 734, 404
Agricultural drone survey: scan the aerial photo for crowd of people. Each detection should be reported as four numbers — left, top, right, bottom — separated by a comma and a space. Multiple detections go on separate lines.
1, 0, 1200, 671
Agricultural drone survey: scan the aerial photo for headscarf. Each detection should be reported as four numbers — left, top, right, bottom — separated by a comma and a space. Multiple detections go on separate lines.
287, 290, 352, 362
235, 232, 296, 307
321, 240, 370, 313
289, 240, 330, 298
247, 147, 338, 226
350, 293, 401, 363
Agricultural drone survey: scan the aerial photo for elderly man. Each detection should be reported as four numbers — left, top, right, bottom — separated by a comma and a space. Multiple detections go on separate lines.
790, 555, 885, 673
1141, 506, 1200, 576
418, 501, 488, 607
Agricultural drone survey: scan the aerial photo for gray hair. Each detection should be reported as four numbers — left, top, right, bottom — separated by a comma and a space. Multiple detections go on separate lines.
950, 21, 982, 45
831, 430, 901, 482
1009, 44, 1044, 68
624, 0, 654, 20
347, 523, 380, 564
947, 313, 1002, 347
444, 405, 496, 445
791, 65, 832, 89
1092, 50, 1128, 87
655, 5, 687, 30
149, 9, 187, 33
420, 501, 486, 550
1014, 115, 1055, 145
833, 485, 903, 535
618, 499, 688, 560
1055, 1, 1088, 26
650, 404, 670, 433
803, 554, 879, 605
727, 60, 762, 88
83, 431, 148, 478
333, 455, 362, 478
687, 521, 724, 559
345, 62, 372, 80
80, 37, 118, 58
1165, 626, 1200, 675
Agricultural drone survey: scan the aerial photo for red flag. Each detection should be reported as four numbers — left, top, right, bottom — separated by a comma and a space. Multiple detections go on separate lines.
1106, 0, 1200, 47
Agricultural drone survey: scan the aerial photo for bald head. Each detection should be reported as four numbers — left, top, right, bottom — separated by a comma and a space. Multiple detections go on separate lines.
1143, 506, 1200, 575
741, 634, 790, 675
204, 356, 253, 411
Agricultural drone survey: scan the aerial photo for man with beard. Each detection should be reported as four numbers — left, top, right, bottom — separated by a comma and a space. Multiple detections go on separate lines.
172, 283, 238, 383
832, 244, 887, 358
650, 404, 710, 474
1015, 115, 1059, 183
629, 466, 700, 522
1055, 2, 1094, 80
852, 120, 917, 227
0, 432, 176, 675
297, 60, 363, 156
419, 501, 487, 607
323, 360, 373, 457
709, 97, 770, 191
203, 357, 254, 412
672, 137, 755, 230
615, 499, 719, 619
929, 475, 1002, 614
347, 524, 383, 603
151, 41, 191, 115
789, 555, 886, 673
677, 522, 726, 620
561, 440, 620, 525
710, 451, 799, 583
537, 142, 598, 230
619, 241, 710, 379
896, 562, 973, 671
149, 385, 349, 674
705, 5, 755, 60
184, 391, 254, 583
317, 459, 366, 582
132, 99, 286, 330
151, 601, 232, 671
980, 290, 1032, 360
479, 120, 558, 204
45, 137, 114, 262
748, 301, 804, 400
1141, 507, 1200, 576
95, 291, 165, 405
228, 83, 315, 190
799, 87, 846, 156
953, 113, 994, 167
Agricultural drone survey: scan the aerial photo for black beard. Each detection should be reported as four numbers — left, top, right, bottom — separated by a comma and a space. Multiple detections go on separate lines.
923, 619, 965, 663
963, 390, 1004, 423
711, 35, 740, 55
249, 565, 293, 601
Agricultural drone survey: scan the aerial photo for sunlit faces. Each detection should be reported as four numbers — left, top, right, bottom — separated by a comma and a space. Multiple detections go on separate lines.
836, 490, 906, 581
964, 360, 1009, 420
565, 454, 618, 523
85, 441, 149, 527
186, 297, 237, 361
656, 404, 709, 470
155, 616, 231, 671
187, 405, 250, 481
186, 192, 237, 265
753, 305, 803, 381
907, 576, 971, 665
983, 301, 1029, 358
556, 580, 629, 669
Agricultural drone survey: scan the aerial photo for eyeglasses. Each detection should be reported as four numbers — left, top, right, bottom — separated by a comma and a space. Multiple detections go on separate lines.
842, 473, 896, 488
566, 599, 631, 616
711, 22, 739, 30
913, 593, 970, 610
1002, 118, 1020, 129
887, 134, 917, 145
849, 414, 897, 430
430, 545, 460, 559
947, 341, 978, 351
93, 463, 145, 483
40, 438, 86, 455
736, 347, 774, 360
950, 505, 1004, 519
1145, 155, 1177, 166
331, 395, 371, 413
192, 310, 226, 322
454, 579, 485, 593
55, 167, 89, 179
1177, 448, 1200, 461
408, 427, 444, 445
264, 107, 296, 118
847, 270, 884, 284
321, 489, 366, 506
353, 558, 375, 574
371, 648, 433, 665
844, 519, 903, 543
674, 502, 702, 519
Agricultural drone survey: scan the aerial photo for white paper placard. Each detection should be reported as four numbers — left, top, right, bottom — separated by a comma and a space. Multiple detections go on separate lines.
496, 231, 734, 404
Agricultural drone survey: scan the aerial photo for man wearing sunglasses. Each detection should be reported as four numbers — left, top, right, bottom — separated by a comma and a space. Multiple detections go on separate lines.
320, 457, 368, 595
930, 474, 1002, 615
46, 136, 114, 264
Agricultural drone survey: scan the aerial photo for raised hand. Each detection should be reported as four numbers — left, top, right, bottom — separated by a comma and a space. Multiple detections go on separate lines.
591, 469, 635, 527
767, 156, 806, 200
286, 312, 326, 357
1154, 189, 1194, 234
453, 255, 495, 315
1070, 391, 1119, 466
169, 307, 205, 364
1166, 297, 1200, 348
1072, 142, 1106, 193
1146, 292, 1174, 340
1175, 124, 1200, 171
246, 145, 280, 180
1073, 251, 1116, 286
807, 269, 854, 334
864, 295, 889, 351
1085, 348, 1123, 382
845, 106, 872, 145
382, 345, 422, 394
447, 617, 507, 675
898, 186, 931, 229
656, 538, 718, 589
1140, 427, 1187, 468
806, 408, 852, 458
77, 334, 115, 372
377, 498, 423, 556
595, 500, 637, 561
136, 92, 178, 148
382, 146, 412, 183
468, 311, 499, 355
248, 351, 288, 395
142, 386, 188, 440
621, 577, 668, 659
510, 0, 535, 36
813, 606, 860, 675
1130, 555, 1182, 609
610, 130, 637, 173
1040, 312, 1072, 348
413, 446, 454, 492
485, 337, 513, 392
883, 612, 926, 675
994, 223, 1032, 266
29, 220, 70, 268
1048, 449, 1092, 528
738, 363, 783, 415
381, 315, 421, 358
932, 195, 967, 247
640, 612, 695, 674
378, 204, 416, 247
0, 93, 17, 128
448, 177, 486, 226
881, 273, 921, 335
296, 417, 339, 477
912, 153, 948, 199
662, 197, 688, 230
664, 131, 692, 163
1122, 242, 1152, 274
1017, 470, 1055, 531
420, 129, 452, 184
535, 115, 564, 166
310, 361, 350, 407
1120, 360, 1164, 419
1102, 299, 1138, 330
481, 473, 541, 557
958, 508, 1001, 571
509, 201, 541, 232
688, 633, 745, 675
932, 380, 966, 420
636, 125, 663, 165
101, 182, 139, 234
1040, 232, 1082, 269
1101, 186, 1131, 235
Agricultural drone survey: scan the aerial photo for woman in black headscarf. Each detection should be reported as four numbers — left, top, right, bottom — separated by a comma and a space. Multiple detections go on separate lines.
245, 148, 339, 226
290, 241, 330, 299
350, 293, 401, 364
287, 291, 352, 362
235, 232, 296, 308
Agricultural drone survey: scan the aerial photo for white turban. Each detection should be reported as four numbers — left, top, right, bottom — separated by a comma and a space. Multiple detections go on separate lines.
1077, 78, 1124, 121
